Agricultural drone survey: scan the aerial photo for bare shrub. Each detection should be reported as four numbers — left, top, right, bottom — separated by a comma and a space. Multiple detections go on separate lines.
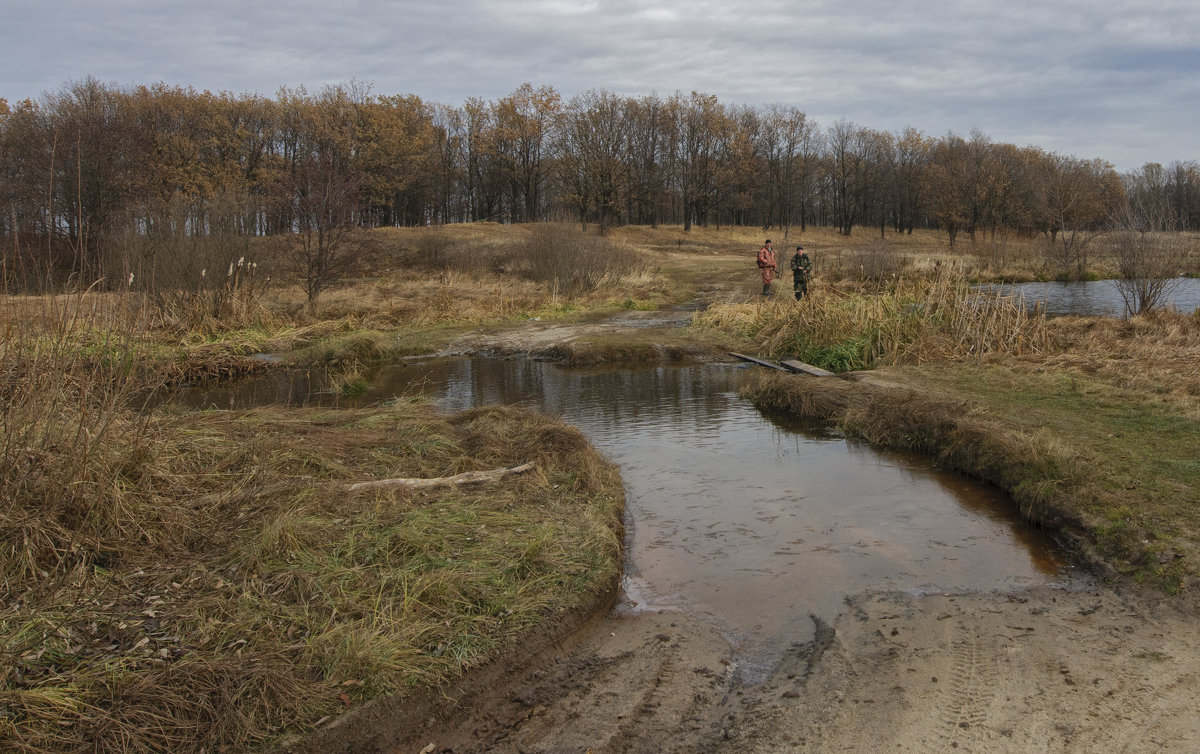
968, 230, 1043, 277
516, 223, 643, 295
833, 238, 910, 282
400, 233, 516, 276
1108, 231, 1193, 316
114, 190, 268, 331
1046, 231, 1097, 281
407, 232, 455, 270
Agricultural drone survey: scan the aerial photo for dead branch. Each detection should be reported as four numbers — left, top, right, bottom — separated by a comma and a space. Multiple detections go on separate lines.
345, 462, 538, 492
187, 462, 538, 508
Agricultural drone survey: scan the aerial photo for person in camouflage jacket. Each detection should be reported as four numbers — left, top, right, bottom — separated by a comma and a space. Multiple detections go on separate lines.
789, 246, 813, 300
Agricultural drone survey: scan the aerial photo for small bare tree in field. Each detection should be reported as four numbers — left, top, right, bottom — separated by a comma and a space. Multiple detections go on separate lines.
1109, 206, 1192, 316
286, 154, 363, 314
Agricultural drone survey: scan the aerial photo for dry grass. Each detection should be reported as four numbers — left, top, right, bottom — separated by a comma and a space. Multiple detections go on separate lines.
742, 302, 1200, 593
718, 246, 1200, 592
1037, 313, 1200, 415
0, 276, 627, 751
14, 223, 1173, 388
1, 399, 625, 751
692, 269, 1049, 371
608, 224, 1192, 286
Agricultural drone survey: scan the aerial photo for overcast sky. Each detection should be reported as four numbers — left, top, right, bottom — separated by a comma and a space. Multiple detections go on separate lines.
2, 0, 1196, 171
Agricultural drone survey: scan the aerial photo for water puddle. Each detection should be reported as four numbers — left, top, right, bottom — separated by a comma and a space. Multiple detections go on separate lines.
178, 357, 1075, 679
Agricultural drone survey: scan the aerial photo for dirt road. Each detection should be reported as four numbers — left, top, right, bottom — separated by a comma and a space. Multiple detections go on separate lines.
394, 583, 1200, 753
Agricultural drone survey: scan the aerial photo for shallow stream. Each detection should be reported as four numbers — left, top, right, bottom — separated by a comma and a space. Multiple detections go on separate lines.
181, 357, 1075, 679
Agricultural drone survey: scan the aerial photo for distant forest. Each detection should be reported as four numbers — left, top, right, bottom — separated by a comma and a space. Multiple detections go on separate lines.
1, 78, 1197, 288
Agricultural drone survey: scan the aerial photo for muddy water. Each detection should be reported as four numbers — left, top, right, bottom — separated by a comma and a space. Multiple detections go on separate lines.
180, 358, 1073, 680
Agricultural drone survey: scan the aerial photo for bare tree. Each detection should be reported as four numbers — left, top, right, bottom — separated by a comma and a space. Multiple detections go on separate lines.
670, 92, 728, 231
286, 152, 362, 313
1109, 206, 1194, 316
623, 94, 670, 227
1036, 154, 1121, 278
559, 89, 630, 233
493, 83, 561, 223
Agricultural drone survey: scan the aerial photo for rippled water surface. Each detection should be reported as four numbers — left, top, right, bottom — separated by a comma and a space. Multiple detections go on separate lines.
990, 278, 1200, 317
181, 357, 1074, 676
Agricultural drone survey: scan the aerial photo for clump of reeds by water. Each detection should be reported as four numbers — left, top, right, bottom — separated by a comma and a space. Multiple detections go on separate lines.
692, 269, 1049, 371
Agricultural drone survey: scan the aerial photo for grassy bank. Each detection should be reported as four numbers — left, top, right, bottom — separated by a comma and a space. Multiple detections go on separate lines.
715, 271, 1200, 593
3, 223, 1173, 387
0, 400, 624, 752
1, 235, 643, 751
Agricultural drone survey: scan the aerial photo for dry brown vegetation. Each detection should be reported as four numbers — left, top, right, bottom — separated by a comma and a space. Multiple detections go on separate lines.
672, 223, 1199, 591
0, 252, 635, 751
1, 392, 624, 751
692, 269, 1050, 371
1039, 313, 1200, 413
731, 295, 1200, 591
3, 221, 1198, 749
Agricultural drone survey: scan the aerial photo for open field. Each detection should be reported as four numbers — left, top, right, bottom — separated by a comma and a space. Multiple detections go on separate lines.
4, 221, 1200, 751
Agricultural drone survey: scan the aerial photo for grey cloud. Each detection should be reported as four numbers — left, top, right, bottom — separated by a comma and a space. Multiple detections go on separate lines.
1, 0, 1196, 168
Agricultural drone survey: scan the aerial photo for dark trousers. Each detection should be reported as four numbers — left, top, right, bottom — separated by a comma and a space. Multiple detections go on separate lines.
793, 275, 808, 300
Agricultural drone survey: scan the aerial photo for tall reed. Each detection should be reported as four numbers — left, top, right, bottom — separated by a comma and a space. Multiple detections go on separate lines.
0, 289, 159, 589
693, 270, 1048, 371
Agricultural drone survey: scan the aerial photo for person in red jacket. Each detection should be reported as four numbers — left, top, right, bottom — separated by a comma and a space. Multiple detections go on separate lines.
756, 239, 777, 296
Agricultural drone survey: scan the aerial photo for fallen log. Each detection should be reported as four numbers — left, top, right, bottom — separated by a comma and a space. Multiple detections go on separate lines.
346, 462, 538, 492
189, 462, 538, 508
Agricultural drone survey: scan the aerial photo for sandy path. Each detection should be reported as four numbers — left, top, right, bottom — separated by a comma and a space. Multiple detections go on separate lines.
729, 585, 1200, 753
389, 583, 1200, 753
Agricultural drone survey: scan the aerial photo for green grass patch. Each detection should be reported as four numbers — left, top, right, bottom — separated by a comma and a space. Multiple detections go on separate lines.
746, 359, 1200, 594
893, 363, 1200, 590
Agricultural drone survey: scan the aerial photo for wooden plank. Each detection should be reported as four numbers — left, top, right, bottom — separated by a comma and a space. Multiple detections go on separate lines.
780, 359, 835, 377
728, 352, 790, 372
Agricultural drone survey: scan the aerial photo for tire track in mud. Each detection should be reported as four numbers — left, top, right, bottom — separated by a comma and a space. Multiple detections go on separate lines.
392, 612, 736, 754
928, 630, 1000, 753
385, 586, 1200, 753
717, 586, 1200, 754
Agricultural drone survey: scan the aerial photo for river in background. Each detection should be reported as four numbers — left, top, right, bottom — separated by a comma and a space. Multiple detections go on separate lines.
178, 357, 1075, 680
990, 278, 1200, 317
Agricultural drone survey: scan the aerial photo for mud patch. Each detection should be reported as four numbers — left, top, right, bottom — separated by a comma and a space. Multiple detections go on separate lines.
383, 611, 737, 754
726, 585, 1200, 752
445, 308, 721, 366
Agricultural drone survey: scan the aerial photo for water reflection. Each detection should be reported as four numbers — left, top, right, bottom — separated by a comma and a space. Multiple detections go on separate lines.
175, 357, 1072, 678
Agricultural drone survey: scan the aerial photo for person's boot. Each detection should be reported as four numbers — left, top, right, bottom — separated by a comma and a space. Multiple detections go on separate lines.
762, 284, 771, 296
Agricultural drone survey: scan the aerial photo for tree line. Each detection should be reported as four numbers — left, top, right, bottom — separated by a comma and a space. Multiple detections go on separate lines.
2, 78, 1198, 289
